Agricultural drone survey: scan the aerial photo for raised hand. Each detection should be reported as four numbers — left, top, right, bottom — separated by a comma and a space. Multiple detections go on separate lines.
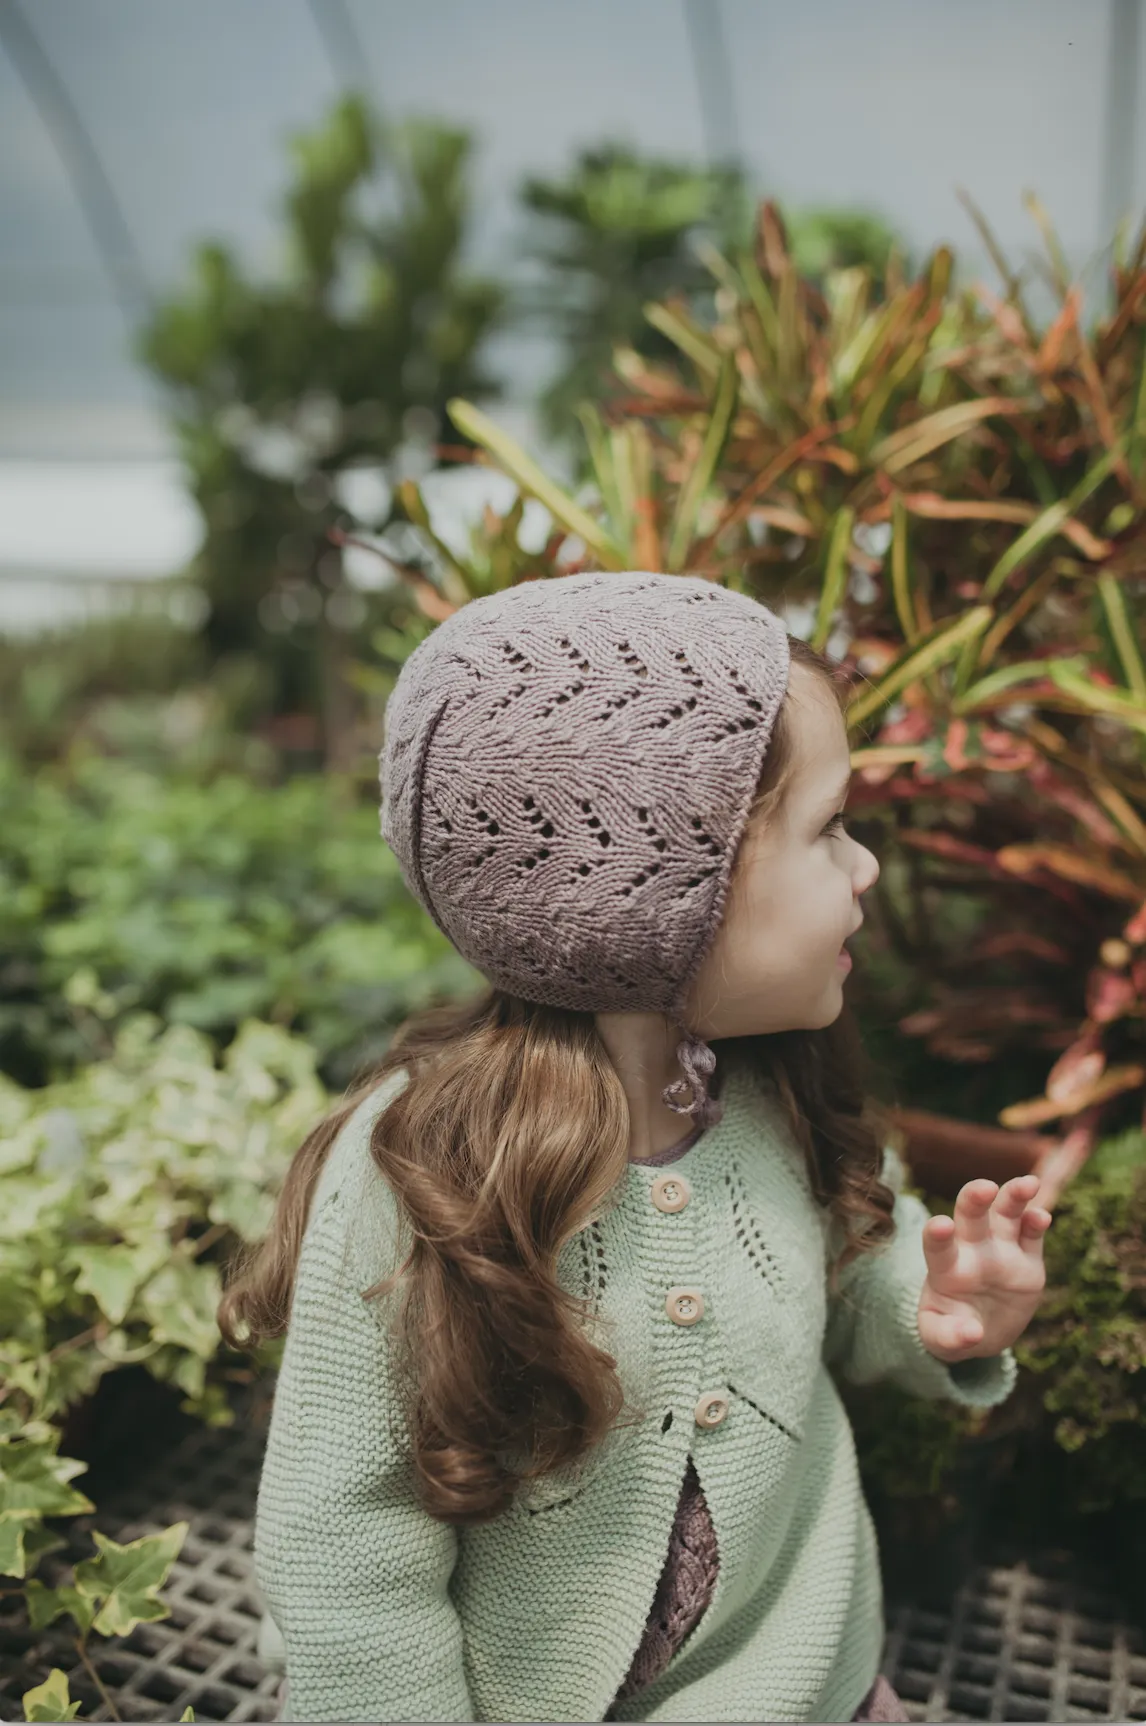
917, 1174, 1051, 1363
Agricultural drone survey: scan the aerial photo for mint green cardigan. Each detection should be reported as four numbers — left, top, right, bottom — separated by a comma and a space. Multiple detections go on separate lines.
253, 1057, 1016, 1723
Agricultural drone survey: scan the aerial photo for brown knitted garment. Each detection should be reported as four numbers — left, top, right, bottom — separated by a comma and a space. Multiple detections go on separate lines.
605, 1116, 721, 1717
607, 1457, 720, 1715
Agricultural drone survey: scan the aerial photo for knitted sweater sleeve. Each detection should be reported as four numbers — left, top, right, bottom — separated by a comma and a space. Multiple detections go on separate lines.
254, 1174, 474, 1724
822, 1146, 1018, 1410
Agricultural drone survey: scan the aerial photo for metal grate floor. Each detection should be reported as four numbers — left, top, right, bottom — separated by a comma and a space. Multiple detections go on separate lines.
0, 1384, 280, 1724
1, 1377, 1142, 1722
883, 1557, 1146, 1722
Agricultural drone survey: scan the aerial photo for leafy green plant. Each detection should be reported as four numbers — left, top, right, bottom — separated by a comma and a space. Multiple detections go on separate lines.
517, 145, 901, 454
519, 145, 748, 447
23, 1670, 196, 1723
0, 753, 481, 1089
0, 610, 210, 770
442, 194, 1146, 1159
17, 1528, 193, 1722
1, 1013, 327, 1711
140, 94, 504, 765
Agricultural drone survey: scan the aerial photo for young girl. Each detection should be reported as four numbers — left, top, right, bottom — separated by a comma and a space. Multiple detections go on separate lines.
222, 571, 1051, 1724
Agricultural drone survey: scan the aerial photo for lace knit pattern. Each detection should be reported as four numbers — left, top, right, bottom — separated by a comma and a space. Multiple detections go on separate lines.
606, 1458, 719, 1715
378, 571, 790, 1020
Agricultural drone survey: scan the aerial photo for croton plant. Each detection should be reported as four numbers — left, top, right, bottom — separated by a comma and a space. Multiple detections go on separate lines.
379, 196, 1145, 1197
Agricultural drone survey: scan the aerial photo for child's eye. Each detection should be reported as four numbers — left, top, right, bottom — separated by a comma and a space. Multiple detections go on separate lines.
822, 812, 846, 838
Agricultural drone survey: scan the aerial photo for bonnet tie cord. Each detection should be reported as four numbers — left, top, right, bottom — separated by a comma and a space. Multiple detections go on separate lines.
662, 1030, 722, 1130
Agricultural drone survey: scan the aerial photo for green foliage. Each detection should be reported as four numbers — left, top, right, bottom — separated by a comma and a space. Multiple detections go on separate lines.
18, 1527, 196, 1719
518, 144, 902, 454
0, 1015, 325, 1438
785, 206, 901, 282
845, 1377, 984, 1500
1, 1016, 340, 1713
0, 753, 482, 1088
139, 95, 504, 756
0, 1010, 327, 1678
1016, 1126, 1146, 1503
520, 144, 749, 446
29, 1521, 189, 1640
22, 1669, 82, 1721
22, 1666, 196, 1722
0, 609, 275, 774
449, 194, 1146, 1144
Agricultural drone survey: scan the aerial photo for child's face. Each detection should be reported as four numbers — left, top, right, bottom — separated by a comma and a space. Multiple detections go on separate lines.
685, 663, 879, 1039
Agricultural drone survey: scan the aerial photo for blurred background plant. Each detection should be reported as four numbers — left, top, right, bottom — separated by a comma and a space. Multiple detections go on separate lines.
138, 93, 504, 770
0, 751, 481, 1092
517, 143, 900, 459
517, 144, 751, 450
447, 197, 1146, 1160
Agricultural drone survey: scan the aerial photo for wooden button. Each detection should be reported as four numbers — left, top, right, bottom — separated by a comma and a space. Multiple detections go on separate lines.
651, 1173, 691, 1213
694, 1392, 729, 1429
665, 1286, 705, 1326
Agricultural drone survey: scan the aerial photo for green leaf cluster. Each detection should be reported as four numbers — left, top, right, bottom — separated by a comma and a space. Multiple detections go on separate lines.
0, 752, 482, 1089
137, 95, 504, 737
1015, 1127, 1146, 1503
18, 1524, 195, 1720
0, 1014, 326, 1586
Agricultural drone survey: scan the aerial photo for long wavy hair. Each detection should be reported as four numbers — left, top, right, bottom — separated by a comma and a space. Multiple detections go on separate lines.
218, 633, 897, 1524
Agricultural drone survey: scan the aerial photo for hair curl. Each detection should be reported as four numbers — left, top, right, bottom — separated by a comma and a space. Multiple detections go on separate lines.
218, 635, 897, 1524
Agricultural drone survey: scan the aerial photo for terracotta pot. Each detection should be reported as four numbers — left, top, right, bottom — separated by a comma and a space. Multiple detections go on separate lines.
887, 1106, 1057, 1200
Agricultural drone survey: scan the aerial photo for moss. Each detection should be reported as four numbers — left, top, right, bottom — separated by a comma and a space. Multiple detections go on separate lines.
850, 1129, 1146, 1521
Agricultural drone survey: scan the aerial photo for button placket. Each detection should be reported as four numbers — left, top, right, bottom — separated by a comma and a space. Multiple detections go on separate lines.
643, 1155, 709, 1442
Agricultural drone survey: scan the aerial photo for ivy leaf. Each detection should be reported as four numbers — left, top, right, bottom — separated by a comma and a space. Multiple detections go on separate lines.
209, 1176, 274, 1241
0, 1441, 94, 1520
70, 1243, 147, 1326
20, 1519, 69, 1576
22, 1667, 82, 1721
138, 1258, 223, 1358
25, 1576, 97, 1636
0, 1515, 26, 1578
74, 1522, 188, 1638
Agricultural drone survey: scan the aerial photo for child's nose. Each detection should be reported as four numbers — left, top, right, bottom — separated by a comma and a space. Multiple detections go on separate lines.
856, 842, 880, 893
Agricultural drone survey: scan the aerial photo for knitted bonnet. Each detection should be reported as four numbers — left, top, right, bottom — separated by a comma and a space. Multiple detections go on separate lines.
379, 570, 791, 1129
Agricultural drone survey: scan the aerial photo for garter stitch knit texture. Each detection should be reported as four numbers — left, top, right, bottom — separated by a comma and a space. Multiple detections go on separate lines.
253, 1059, 1018, 1724
378, 570, 790, 1128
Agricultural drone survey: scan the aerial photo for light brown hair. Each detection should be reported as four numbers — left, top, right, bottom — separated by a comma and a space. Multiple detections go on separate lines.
218, 635, 896, 1523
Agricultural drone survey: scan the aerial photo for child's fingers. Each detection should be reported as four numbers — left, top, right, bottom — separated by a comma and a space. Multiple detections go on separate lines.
1019, 1205, 1053, 1256
988, 1174, 1041, 1244
953, 1179, 998, 1245
922, 1214, 959, 1279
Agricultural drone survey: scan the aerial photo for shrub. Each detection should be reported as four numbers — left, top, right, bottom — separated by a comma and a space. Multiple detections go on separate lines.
0, 754, 481, 1089
1, 1019, 323, 1714
444, 194, 1146, 1152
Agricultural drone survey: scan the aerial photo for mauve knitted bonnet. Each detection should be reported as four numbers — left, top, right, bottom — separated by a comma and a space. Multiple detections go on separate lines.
379, 570, 791, 1129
